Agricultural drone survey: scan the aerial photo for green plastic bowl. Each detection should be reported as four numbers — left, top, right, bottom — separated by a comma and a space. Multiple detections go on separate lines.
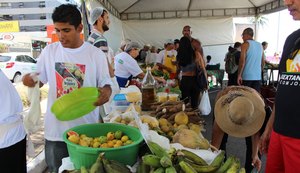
51, 87, 99, 121
63, 123, 144, 169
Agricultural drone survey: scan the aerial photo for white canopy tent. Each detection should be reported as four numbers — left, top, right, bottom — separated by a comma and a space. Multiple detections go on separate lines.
86, 0, 286, 67
99, 0, 285, 20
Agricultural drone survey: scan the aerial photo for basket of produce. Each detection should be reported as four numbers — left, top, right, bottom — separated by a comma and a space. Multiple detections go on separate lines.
63, 123, 144, 169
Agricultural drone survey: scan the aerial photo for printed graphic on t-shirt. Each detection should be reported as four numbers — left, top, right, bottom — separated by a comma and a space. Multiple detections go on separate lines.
287, 50, 300, 72
55, 62, 86, 98
118, 59, 124, 64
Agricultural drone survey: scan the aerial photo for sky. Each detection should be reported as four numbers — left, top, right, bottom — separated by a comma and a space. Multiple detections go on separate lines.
235, 9, 300, 60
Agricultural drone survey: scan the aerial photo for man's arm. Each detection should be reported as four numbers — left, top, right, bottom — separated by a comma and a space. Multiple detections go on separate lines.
156, 63, 172, 73
261, 52, 265, 71
251, 132, 262, 172
107, 60, 115, 78
211, 121, 224, 149
94, 84, 112, 106
259, 105, 275, 154
137, 72, 165, 84
237, 42, 249, 85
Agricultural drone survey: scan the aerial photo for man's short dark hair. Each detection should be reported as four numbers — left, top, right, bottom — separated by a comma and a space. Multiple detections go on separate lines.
234, 42, 242, 48
262, 41, 268, 46
52, 4, 82, 28
242, 28, 254, 37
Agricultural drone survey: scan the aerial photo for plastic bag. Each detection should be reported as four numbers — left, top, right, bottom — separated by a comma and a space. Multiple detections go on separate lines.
199, 91, 211, 116
23, 74, 42, 133
26, 135, 35, 157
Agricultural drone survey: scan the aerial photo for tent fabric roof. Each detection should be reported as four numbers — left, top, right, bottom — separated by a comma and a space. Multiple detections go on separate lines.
98, 0, 286, 20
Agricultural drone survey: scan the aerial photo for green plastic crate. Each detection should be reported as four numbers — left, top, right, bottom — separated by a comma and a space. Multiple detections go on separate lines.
63, 123, 144, 169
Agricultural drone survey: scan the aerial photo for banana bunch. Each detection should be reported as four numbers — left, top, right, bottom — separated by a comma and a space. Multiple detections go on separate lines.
178, 150, 225, 173
139, 141, 246, 173
141, 141, 176, 173
78, 153, 131, 173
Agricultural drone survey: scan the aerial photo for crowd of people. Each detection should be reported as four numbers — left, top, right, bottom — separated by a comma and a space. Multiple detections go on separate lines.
2, 0, 300, 172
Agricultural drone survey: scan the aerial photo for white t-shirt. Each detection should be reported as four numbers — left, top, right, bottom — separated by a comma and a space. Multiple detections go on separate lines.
156, 49, 177, 64
145, 52, 158, 65
114, 52, 143, 78
0, 70, 26, 148
37, 42, 111, 141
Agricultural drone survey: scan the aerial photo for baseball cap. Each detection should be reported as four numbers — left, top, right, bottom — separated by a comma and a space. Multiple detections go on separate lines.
90, 7, 104, 25
124, 42, 141, 52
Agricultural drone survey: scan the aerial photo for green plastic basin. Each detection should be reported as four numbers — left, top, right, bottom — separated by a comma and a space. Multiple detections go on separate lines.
63, 123, 144, 169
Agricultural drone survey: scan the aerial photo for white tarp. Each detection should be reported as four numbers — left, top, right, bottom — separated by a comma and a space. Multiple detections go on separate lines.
89, 2, 236, 67
122, 17, 234, 48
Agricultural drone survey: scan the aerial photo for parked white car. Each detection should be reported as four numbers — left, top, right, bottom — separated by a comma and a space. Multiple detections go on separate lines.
0, 52, 37, 83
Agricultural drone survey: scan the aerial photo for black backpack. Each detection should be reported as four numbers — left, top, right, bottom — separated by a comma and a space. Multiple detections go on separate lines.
225, 51, 238, 74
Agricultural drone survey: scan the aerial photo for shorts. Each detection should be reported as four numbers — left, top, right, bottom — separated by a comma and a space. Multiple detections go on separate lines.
45, 139, 69, 173
266, 130, 300, 173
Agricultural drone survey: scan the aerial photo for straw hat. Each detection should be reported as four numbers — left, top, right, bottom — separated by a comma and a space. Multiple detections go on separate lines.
214, 86, 266, 137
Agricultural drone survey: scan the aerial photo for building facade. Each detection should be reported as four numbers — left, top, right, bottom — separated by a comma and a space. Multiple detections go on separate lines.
0, 0, 77, 32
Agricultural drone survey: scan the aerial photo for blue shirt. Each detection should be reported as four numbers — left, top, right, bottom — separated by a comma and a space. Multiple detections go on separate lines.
242, 40, 263, 80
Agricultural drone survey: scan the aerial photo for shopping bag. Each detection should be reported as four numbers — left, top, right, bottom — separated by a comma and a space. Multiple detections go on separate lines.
24, 74, 42, 133
199, 91, 211, 116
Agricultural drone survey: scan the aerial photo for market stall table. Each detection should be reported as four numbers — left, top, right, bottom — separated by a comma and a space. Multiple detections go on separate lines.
207, 69, 225, 87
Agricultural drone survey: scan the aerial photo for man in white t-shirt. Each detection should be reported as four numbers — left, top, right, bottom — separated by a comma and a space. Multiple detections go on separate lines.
115, 42, 166, 88
22, 4, 112, 173
156, 39, 178, 79
145, 46, 158, 65
0, 69, 27, 173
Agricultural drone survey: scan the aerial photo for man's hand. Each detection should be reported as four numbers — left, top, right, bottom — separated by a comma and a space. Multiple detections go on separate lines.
22, 73, 37, 87
155, 77, 166, 84
94, 85, 112, 106
237, 75, 243, 85
252, 155, 262, 172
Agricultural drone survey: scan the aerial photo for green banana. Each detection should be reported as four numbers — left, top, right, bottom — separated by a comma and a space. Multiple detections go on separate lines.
215, 156, 235, 173
90, 153, 104, 173
168, 147, 177, 160
69, 170, 80, 173
180, 149, 208, 166
137, 161, 150, 173
142, 154, 162, 167
148, 141, 168, 158
109, 160, 131, 173
183, 151, 225, 173
239, 168, 246, 173
226, 158, 240, 173
80, 166, 89, 173
103, 163, 123, 173
187, 161, 219, 173
153, 167, 165, 173
102, 157, 127, 173
211, 150, 225, 167
179, 161, 197, 173
160, 156, 173, 168
165, 166, 177, 173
